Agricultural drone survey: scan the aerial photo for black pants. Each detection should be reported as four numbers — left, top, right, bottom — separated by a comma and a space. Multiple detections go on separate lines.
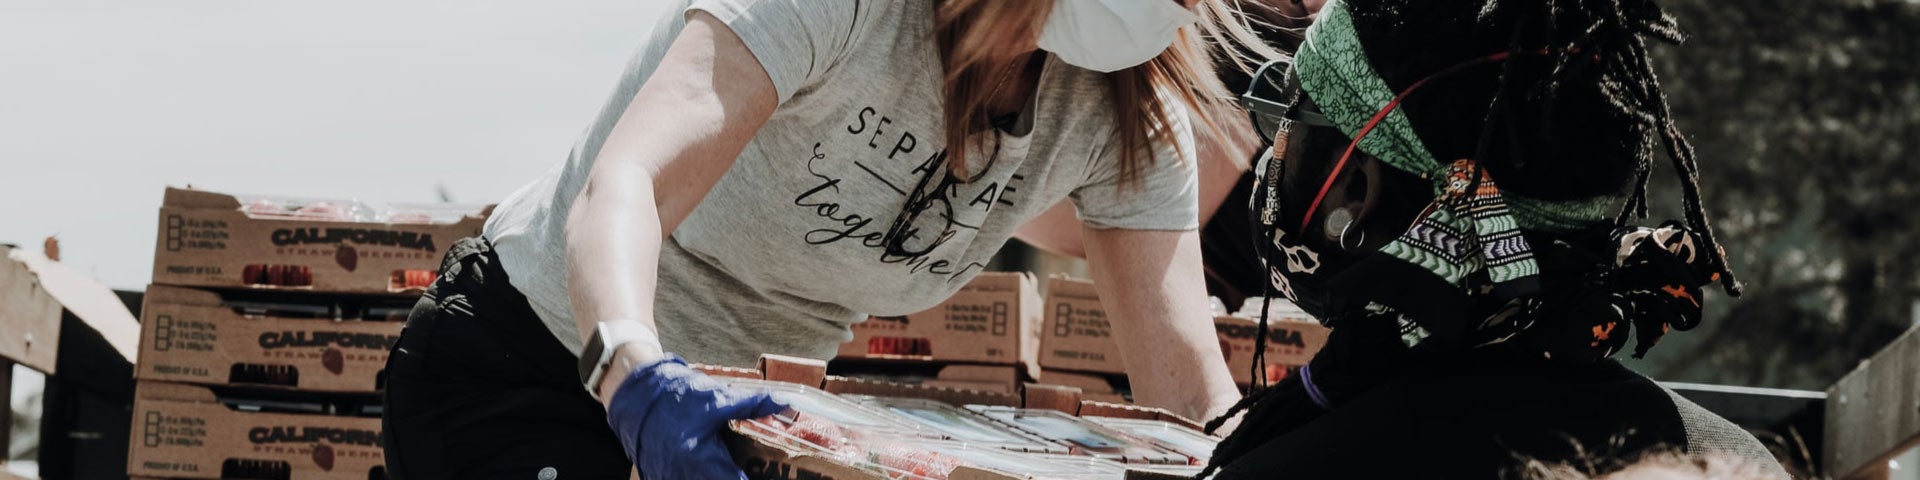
1213, 349, 1688, 479
382, 237, 632, 480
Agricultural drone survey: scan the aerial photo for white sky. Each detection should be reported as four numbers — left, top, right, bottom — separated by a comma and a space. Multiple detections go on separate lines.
0, 0, 674, 289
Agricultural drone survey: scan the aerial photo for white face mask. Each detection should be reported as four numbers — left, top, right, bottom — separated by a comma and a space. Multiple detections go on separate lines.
1038, 0, 1198, 73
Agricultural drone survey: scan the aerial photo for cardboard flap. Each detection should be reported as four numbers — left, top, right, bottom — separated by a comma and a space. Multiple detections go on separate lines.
163, 186, 244, 209
821, 375, 1019, 407
936, 364, 1021, 385
948, 466, 1020, 480
756, 354, 827, 388
1123, 469, 1194, 480
1021, 383, 1083, 415
10, 247, 141, 363
1077, 401, 1203, 431
694, 364, 765, 381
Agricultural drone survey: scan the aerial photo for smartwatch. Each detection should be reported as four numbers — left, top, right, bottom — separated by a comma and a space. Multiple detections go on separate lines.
578, 320, 655, 399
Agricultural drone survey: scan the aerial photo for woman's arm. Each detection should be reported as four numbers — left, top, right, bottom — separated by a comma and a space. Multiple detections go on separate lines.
1081, 227, 1241, 422
566, 11, 778, 404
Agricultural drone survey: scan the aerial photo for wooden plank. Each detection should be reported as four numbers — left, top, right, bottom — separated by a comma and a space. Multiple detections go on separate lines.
1826, 326, 1920, 478
0, 247, 61, 373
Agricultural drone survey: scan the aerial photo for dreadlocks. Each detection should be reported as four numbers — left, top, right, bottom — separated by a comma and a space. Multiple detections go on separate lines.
1197, 0, 1741, 476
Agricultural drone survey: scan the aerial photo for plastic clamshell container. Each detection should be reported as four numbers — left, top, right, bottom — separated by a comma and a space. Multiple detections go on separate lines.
733, 413, 943, 479
1085, 417, 1221, 462
911, 440, 1130, 480
720, 378, 922, 433
845, 395, 1069, 454
965, 406, 1189, 465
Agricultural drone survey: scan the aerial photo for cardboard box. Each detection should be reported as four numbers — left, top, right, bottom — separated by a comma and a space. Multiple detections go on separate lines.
1214, 314, 1329, 386
728, 355, 1171, 480
136, 285, 407, 393
1037, 275, 1332, 386
0, 245, 65, 373
127, 382, 384, 480
1037, 276, 1125, 375
838, 272, 1039, 370
151, 187, 490, 295
1035, 369, 1128, 405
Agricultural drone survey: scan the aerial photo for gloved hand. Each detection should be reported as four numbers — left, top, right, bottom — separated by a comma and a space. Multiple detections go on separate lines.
606, 355, 787, 479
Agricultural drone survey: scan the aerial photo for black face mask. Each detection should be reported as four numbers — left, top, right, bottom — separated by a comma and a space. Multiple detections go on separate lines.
1247, 98, 1429, 322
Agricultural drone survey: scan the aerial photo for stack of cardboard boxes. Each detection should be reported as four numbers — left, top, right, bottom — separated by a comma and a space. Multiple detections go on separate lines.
830, 271, 1333, 406
832, 272, 1043, 396
127, 187, 488, 480
1035, 276, 1332, 401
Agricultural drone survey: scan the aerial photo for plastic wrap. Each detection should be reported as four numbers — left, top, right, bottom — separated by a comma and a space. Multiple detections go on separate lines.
965, 407, 1189, 465
236, 195, 485, 225
1084, 417, 1220, 462
912, 440, 1129, 479
720, 378, 920, 433
846, 396, 1068, 454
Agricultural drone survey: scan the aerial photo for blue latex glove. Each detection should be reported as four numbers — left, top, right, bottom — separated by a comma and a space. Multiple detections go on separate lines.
606, 355, 787, 479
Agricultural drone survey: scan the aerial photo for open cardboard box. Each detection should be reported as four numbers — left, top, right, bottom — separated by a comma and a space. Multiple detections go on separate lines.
126, 382, 384, 480
722, 355, 1201, 480
136, 285, 407, 393
151, 187, 490, 296
839, 272, 1041, 375
1034, 369, 1129, 405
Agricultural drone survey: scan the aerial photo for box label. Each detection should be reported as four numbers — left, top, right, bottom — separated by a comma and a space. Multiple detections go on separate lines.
141, 410, 208, 448
165, 216, 231, 252
837, 273, 1037, 366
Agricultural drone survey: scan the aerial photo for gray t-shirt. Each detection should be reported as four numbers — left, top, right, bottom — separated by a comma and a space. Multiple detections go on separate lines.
484, 0, 1199, 367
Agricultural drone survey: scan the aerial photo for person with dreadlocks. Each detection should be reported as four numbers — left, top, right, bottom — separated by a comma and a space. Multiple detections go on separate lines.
1193, 0, 1791, 477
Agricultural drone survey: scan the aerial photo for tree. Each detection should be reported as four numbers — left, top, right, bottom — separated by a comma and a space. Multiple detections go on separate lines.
1633, 0, 1920, 390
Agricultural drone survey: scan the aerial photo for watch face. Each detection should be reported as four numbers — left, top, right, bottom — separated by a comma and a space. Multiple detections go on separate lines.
578, 325, 609, 387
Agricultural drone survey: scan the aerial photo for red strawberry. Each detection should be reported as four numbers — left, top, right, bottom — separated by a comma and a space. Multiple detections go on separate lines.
323, 348, 345, 374
336, 245, 358, 272
784, 414, 848, 450
312, 443, 335, 471
871, 444, 958, 479
243, 264, 268, 285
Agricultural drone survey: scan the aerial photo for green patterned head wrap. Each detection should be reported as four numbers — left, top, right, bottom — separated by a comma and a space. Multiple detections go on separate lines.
1294, 0, 1618, 233
1286, 0, 1626, 295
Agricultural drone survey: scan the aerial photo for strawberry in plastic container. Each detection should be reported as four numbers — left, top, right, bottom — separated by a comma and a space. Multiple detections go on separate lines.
866, 443, 960, 480
245, 199, 295, 218
386, 211, 436, 225
294, 202, 355, 221
784, 413, 853, 453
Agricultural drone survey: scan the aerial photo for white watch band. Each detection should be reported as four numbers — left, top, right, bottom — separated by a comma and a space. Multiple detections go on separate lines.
580, 320, 656, 399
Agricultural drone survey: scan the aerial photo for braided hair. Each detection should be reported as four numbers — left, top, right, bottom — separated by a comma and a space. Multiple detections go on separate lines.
1197, 0, 1740, 476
